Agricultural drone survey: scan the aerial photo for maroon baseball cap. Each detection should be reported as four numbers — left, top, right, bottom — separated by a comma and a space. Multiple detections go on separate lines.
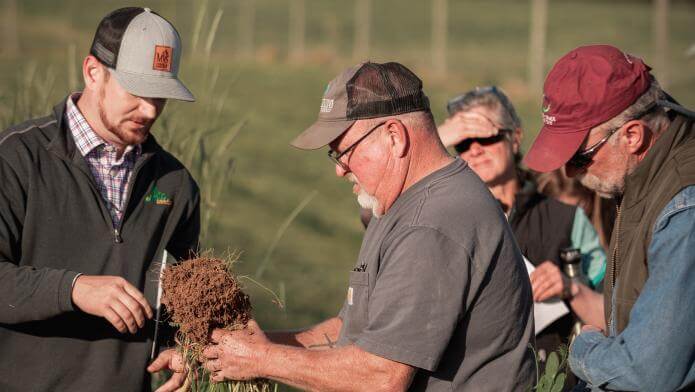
524, 45, 652, 172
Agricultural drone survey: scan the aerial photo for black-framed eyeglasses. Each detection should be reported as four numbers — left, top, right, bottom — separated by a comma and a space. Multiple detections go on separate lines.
327, 121, 386, 171
567, 101, 658, 169
453, 129, 513, 154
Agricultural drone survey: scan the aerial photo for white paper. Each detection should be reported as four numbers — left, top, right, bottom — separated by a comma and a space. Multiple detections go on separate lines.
524, 258, 570, 335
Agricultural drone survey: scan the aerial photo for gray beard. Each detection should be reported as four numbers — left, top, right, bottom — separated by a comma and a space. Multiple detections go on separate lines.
347, 173, 383, 218
577, 172, 625, 198
357, 191, 382, 218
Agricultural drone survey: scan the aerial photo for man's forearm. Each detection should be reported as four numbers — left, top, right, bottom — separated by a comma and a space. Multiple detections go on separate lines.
0, 261, 79, 324
266, 317, 342, 348
260, 344, 409, 392
569, 331, 645, 390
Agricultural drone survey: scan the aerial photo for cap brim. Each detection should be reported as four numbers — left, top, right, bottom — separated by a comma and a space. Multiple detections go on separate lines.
110, 69, 195, 102
523, 126, 589, 173
290, 119, 356, 150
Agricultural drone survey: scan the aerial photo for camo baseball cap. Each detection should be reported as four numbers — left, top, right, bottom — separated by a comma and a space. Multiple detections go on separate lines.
90, 7, 194, 102
291, 61, 430, 150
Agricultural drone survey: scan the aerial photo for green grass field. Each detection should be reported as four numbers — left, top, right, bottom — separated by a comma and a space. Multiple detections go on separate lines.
1, 0, 694, 333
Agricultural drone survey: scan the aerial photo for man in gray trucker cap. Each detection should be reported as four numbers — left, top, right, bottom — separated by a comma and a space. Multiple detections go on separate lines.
0, 7, 199, 391
200, 62, 535, 391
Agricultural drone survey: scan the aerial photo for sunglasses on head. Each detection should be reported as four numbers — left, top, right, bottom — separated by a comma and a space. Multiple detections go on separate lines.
447, 86, 504, 115
453, 129, 512, 154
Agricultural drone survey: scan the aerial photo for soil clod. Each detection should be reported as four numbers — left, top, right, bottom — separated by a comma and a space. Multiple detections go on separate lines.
161, 257, 252, 345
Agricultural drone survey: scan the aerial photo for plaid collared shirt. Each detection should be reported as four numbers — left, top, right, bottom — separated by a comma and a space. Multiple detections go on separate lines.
65, 93, 141, 227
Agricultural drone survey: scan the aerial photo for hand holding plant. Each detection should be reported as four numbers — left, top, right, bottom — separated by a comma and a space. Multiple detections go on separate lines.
202, 320, 271, 382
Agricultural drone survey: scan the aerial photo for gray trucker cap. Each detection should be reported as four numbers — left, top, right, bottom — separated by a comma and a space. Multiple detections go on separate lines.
291, 61, 430, 150
89, 7, 195, 102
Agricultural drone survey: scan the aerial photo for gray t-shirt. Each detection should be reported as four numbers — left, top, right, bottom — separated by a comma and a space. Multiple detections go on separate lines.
337, 158, 534, 391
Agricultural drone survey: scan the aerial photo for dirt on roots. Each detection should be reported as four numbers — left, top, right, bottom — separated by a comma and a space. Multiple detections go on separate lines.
161, 257, 252, 345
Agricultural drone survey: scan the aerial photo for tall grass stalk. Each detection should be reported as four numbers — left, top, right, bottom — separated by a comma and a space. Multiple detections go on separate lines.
205, 9, 224, 58
158, 3, 241, 244
255, 190, 318, 279
0, 63, 57, 129
190, 0, 208, 53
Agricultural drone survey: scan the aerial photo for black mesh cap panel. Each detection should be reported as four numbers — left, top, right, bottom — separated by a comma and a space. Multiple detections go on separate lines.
345, 62, 430, 120
89, 7, 145, 68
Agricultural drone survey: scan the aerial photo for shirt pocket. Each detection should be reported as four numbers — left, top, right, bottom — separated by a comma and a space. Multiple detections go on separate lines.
344, 271, 370, 338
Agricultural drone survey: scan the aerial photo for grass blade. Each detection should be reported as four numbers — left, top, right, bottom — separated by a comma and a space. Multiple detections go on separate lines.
255, 190, 318, 279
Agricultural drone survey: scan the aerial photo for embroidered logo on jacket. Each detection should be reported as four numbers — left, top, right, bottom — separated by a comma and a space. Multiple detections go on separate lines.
145, 186, 173, 206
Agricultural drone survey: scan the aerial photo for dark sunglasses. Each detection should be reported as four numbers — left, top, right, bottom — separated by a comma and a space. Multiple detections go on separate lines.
453, 130, 512, 153
566, 130, 617, 169
567, 101, 658, 169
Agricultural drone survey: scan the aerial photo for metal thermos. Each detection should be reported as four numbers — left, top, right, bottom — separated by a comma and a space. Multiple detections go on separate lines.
559, 247, 586, 340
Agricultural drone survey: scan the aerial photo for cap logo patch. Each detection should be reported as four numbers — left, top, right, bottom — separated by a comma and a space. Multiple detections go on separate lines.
542, 96, 556, 125
320, 98, 334, 113
543, 113, 557, 125
153, 45, 173, 72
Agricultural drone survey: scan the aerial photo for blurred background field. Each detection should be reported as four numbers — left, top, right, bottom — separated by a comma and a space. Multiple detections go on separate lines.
1, 0, 693, 331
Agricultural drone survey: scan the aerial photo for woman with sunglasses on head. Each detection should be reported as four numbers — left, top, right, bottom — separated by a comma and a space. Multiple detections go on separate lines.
438, 86, 606, 389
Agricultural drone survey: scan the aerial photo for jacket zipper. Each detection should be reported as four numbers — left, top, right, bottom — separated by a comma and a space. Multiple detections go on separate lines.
70, 167, 122, 243
610, 204, 622, 289
114, 228, 123, 243
71, 152, 152, 244
607, 202, 623, 332
113, 155, 152, 244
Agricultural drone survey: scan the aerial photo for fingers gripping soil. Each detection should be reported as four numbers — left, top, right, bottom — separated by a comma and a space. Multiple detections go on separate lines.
71, 275, 153, 334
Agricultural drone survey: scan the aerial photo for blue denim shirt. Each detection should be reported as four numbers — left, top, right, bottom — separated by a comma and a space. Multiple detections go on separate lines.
569, 185, 695, 391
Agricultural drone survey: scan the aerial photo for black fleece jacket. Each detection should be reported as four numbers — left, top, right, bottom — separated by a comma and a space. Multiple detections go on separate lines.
0, 97, 200, 391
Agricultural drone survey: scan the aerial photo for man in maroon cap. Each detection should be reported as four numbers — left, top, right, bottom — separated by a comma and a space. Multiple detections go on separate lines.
525, 44, 695, 391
